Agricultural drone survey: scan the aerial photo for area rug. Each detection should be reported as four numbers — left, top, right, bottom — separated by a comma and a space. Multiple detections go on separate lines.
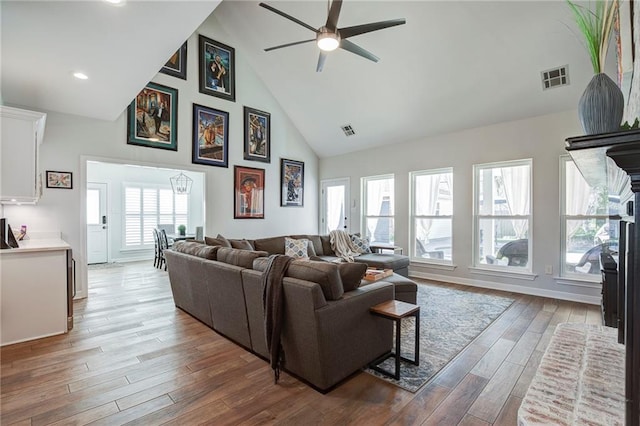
364, 282, 514, 392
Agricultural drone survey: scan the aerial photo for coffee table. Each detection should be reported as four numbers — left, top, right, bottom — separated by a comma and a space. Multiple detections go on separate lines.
369, 300, 420, 380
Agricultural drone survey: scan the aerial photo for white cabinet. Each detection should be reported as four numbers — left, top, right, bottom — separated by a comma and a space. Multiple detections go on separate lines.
0, 105, 47, 204
0, 241, 70, 346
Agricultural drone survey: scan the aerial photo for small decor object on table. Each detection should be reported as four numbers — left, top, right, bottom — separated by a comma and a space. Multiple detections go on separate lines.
234, 166, 265, 219
567, 0, 623, 135
198, 35, 235, 102
127, 82, 178, 150
244, 106, 270, 163
364, 268, 393, 281
46, 171, 72, 189
160, 41, 187, 80
177, 224, 186, 236
192, 103, 229, 168
280, 158, 304, 206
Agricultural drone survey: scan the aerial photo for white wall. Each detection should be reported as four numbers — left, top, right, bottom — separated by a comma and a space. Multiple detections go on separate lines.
87, 162, 205, 263
3, 13, 319, 299
320, 109, 601, 304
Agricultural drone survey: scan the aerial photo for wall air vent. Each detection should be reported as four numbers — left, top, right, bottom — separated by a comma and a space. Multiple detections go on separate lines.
541, 65, 569, 90
341, 124, 356, 137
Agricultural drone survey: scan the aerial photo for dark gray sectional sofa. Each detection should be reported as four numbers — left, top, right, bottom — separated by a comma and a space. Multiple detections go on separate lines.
164, 240, 417, 391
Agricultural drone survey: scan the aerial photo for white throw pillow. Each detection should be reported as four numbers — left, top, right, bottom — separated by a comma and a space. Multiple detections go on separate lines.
285, 237, 309, 258
350, 234, 372, 254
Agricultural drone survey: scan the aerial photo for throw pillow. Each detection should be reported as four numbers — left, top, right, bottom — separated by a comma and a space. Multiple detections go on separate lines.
285, 237, 309, 258
338, 262, 368, 291
350, 234, 372, 254
204, 236, 231, 247
229, 238, 254, 250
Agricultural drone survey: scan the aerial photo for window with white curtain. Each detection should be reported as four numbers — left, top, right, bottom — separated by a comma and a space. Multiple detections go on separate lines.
410, 168, 453, 263
124, 184, 188, 249
560, 156, 614, 279
473, 159, 532, 271
362, 174, 394, 244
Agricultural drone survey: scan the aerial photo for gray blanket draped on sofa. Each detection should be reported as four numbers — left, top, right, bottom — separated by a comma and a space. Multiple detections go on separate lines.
261, 254, 293, 384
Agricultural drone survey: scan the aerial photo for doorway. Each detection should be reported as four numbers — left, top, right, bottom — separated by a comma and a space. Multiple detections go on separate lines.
320, 178, 350, 235
87, 182, 108, 264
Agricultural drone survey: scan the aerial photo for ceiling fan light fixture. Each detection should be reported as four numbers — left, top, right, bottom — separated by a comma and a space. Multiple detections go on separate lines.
317, 30, 340, 51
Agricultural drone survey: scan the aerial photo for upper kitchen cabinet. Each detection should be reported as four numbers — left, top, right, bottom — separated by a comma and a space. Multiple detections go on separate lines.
1, 106, 47, 204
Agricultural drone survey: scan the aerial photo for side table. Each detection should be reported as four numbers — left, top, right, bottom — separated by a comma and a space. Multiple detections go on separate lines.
369, 244, 404, 255
369, 300, 420, 380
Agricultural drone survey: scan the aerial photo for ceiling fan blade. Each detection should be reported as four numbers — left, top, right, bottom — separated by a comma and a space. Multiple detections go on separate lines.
265, 39, 315, 52
338, 18, 406, 39
259, 2, 319, 33
325, 0, 343, 32
340, 39, 379, 62
316, 51, 328, 72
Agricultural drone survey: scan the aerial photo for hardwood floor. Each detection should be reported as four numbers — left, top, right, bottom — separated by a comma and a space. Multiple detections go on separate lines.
1, 261, 601, 425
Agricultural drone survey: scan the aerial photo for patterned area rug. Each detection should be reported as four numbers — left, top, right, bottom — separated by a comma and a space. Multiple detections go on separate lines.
365, 282, 514, 392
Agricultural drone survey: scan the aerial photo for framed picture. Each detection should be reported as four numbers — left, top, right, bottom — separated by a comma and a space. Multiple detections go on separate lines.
234, 166, 265, 219
160, 41, 187, 80
192, 103, 229, 168
280, 159, 304, 207
127, 82, 178, 151
46, 171, 72, 189
243, 106, 271, 163
198, 35, 235, 102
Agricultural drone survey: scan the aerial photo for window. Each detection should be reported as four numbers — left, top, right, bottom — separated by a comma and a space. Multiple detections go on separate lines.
362, 174, 394, 244
561, 156, 614, 280
473, 159, 532, 271
410, 168, 453, 263
124, 184, 188, 248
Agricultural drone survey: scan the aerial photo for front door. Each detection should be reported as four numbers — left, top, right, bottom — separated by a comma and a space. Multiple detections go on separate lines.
320, 178, 350, 235
87, 182, 108, 264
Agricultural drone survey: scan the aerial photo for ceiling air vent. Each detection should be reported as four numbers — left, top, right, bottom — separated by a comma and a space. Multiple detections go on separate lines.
541, 65, 569, 90
341, 124, 356, 137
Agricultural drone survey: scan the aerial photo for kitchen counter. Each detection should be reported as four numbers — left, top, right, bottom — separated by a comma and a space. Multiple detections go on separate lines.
1, 237, 73, 346
0, 238, 70, 253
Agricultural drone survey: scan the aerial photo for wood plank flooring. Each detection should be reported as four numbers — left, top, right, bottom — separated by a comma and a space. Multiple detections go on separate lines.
1, 261, 602, 425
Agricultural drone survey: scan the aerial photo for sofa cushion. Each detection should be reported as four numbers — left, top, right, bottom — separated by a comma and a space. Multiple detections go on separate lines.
171, 240, 218, 260
290, 235, 322, 256
320, 235, 333, 256
285, 237, 309, 258
338, 262, 368, 292
204, 235, 232, 248
217, 247, 268, 269
350, 234, 372, 254
229, 238, 254, 250
355, 253, 410, 270
253, 236, 286, 254
287, 260, 344, 301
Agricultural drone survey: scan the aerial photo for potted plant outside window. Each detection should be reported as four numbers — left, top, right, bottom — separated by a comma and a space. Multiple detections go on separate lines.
567, 0, 623, 135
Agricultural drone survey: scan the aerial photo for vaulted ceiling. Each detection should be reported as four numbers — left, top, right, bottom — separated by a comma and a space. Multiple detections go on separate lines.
1, 1, 617, 158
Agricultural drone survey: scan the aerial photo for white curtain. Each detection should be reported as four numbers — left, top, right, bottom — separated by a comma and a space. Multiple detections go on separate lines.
415, 174, 441, 243
500, 165, 529, 238
566, 161, 593, 237
327, 186, 344, 231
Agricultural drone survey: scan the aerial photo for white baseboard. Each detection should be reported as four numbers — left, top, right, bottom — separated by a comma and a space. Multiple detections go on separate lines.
409, 270, 601, 305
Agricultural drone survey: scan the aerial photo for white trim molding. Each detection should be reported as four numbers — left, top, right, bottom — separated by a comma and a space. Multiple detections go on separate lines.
468, 266, 537, 281
410, 261, 457, 271
409, 270, 601, 305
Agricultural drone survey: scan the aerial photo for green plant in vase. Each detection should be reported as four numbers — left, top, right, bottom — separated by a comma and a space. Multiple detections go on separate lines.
567, 0, 623, 134
178, 224, 186, 236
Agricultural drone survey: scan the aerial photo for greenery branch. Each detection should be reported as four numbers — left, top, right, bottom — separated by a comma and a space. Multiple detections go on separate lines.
566, 0, 619, 74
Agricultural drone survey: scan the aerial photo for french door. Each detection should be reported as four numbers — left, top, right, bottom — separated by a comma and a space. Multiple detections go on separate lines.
320, 178, 350, 235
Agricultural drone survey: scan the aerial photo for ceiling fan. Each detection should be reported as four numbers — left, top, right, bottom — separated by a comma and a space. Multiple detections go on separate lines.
259, 0, 406, 72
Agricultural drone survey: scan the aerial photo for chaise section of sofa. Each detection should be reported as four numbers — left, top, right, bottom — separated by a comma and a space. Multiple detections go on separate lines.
164, 241, 396, 392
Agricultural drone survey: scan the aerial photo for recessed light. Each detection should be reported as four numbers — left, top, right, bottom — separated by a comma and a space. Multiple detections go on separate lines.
73, 72, 89, 80
104, 0, 125, 5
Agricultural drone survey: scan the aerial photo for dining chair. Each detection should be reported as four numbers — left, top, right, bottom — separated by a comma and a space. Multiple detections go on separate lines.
152, 228, 161, 268
159, 229, 170, 271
